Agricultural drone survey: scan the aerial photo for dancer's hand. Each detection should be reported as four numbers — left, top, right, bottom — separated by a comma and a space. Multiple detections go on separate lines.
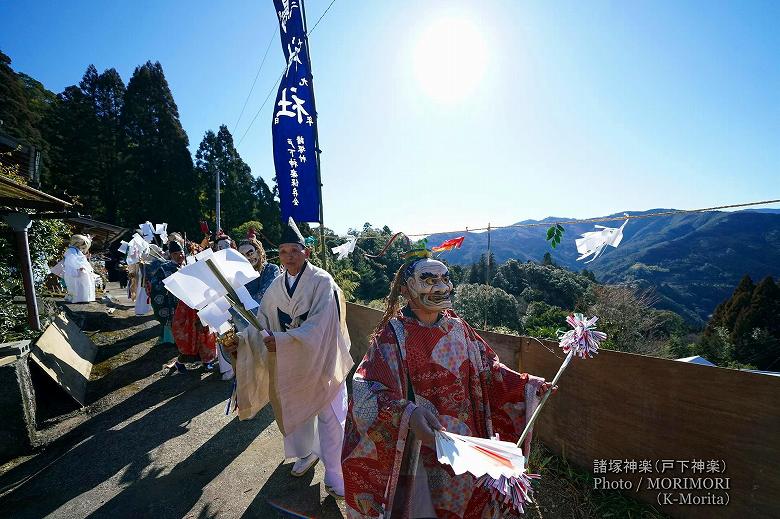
222, 329, 238, 353
263, 334, 276, 352
410, 406, 444, 448
537, 381, 557, 396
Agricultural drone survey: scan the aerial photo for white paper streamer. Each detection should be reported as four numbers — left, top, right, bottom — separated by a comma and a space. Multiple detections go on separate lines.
575, 218, 628, 262
162, 248, 259, 310
197, 297, 233, 332
139, 221, 155, 243
331, 235, 358, 260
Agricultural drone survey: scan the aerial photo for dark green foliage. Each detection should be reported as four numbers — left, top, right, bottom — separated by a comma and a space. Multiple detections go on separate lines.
698, 276, 780, 370
545, 223, 564, 248
44, 66, 127, 221
121, 61, 197, 232
0, 51, 56, 183
0, 52, 46, 147
195, 125, 257, 235
523, 301, 569, 339
0, 215, 70, 342
491, 259, 593, 310
466, 252, 495, 284
453, 283, 523, 332
231, 220, 264, 243
252, 175, 282, 245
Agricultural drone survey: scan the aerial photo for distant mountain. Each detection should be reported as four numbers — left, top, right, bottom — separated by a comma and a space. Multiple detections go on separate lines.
740, 208, 780, 214
430, 210, 780, 324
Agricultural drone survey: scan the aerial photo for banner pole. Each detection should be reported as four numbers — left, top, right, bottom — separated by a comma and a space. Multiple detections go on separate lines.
301, 0, 327, 269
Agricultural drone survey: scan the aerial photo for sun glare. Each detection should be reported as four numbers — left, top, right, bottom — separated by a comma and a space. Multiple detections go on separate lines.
412, 16, 489, 104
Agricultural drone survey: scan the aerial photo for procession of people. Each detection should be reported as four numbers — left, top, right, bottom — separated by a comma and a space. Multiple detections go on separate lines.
51, 214, 551, 516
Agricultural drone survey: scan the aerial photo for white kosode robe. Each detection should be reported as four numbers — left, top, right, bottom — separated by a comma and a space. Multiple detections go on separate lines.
237, 262, 353, 465
63, 246, 96, 303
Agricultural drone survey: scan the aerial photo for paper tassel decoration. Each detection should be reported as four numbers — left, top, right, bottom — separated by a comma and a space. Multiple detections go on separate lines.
558, 313, 605, 359
516, 313, 605, 446
331, 235, 358, 260
477, 313, 606, 515
575, 218, 628, 262
431, 236, 465, 253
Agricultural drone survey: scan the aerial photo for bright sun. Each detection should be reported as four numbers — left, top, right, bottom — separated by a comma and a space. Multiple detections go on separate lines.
412, 16, 489, 104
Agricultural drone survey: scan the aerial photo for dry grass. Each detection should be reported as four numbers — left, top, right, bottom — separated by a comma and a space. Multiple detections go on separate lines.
526, 441, 669, 519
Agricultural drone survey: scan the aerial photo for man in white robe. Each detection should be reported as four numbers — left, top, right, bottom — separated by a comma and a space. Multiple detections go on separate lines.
63, 234, 96, 303
224, 219, 353, 499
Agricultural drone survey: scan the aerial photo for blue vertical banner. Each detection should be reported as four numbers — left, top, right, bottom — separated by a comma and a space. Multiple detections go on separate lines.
272, 0, 321, 223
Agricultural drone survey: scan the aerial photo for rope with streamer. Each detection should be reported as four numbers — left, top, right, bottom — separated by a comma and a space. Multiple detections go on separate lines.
341, 198, 780, 243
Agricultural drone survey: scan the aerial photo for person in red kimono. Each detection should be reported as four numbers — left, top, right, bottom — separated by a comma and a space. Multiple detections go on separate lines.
342, 252, 554, 518
169, 241, 217, 371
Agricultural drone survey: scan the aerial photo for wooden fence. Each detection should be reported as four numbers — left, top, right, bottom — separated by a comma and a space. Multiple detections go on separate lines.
345, 302, 780, 518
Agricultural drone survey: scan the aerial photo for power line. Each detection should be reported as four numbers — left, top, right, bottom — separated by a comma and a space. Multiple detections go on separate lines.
235, 0, 337, 147
308, 0, 337, 34
400, 198, 780, 238
233, 26, 278, 134
236, 72, 282, 147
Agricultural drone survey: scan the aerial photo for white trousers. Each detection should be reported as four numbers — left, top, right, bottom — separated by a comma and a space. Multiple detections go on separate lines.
217, 343, 234, 377
135, 285, 151, 315
283, 381, 347, 488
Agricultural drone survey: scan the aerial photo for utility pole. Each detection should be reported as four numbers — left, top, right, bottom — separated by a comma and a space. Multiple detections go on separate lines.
215, 168, 221, 234
486, 223, 492, 285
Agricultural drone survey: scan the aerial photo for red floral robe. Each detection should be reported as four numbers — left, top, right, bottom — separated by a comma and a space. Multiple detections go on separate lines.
172, 303, 217, 363
342, 309, 543, 518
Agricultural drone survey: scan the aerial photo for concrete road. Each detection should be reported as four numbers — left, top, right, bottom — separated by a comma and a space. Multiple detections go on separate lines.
0, 283, 344, 518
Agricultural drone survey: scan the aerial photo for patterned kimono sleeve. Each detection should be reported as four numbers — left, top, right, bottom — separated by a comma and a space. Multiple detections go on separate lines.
463, 322, 531, 444
342, 326, 417, 518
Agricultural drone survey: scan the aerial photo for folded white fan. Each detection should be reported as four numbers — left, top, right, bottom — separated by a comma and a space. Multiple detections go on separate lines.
435, 430, 526, 480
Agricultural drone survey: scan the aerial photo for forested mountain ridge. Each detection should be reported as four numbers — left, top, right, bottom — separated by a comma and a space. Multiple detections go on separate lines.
429, 209, 780, 324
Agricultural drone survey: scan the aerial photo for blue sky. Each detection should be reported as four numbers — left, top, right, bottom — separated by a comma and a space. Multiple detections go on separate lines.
2, 0, 778, 235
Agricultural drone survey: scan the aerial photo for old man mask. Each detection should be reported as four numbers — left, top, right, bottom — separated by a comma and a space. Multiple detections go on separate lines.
404, 258, 454, 312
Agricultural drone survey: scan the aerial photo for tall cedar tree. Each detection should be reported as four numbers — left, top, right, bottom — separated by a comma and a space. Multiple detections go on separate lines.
732, 277, 780, 368
92, 68, 126, 223
195, 125, 256, 235
122, 61, 197, 232
45, 65, 126, 221
702, 275, 780, 369
45, 81, 98, 209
